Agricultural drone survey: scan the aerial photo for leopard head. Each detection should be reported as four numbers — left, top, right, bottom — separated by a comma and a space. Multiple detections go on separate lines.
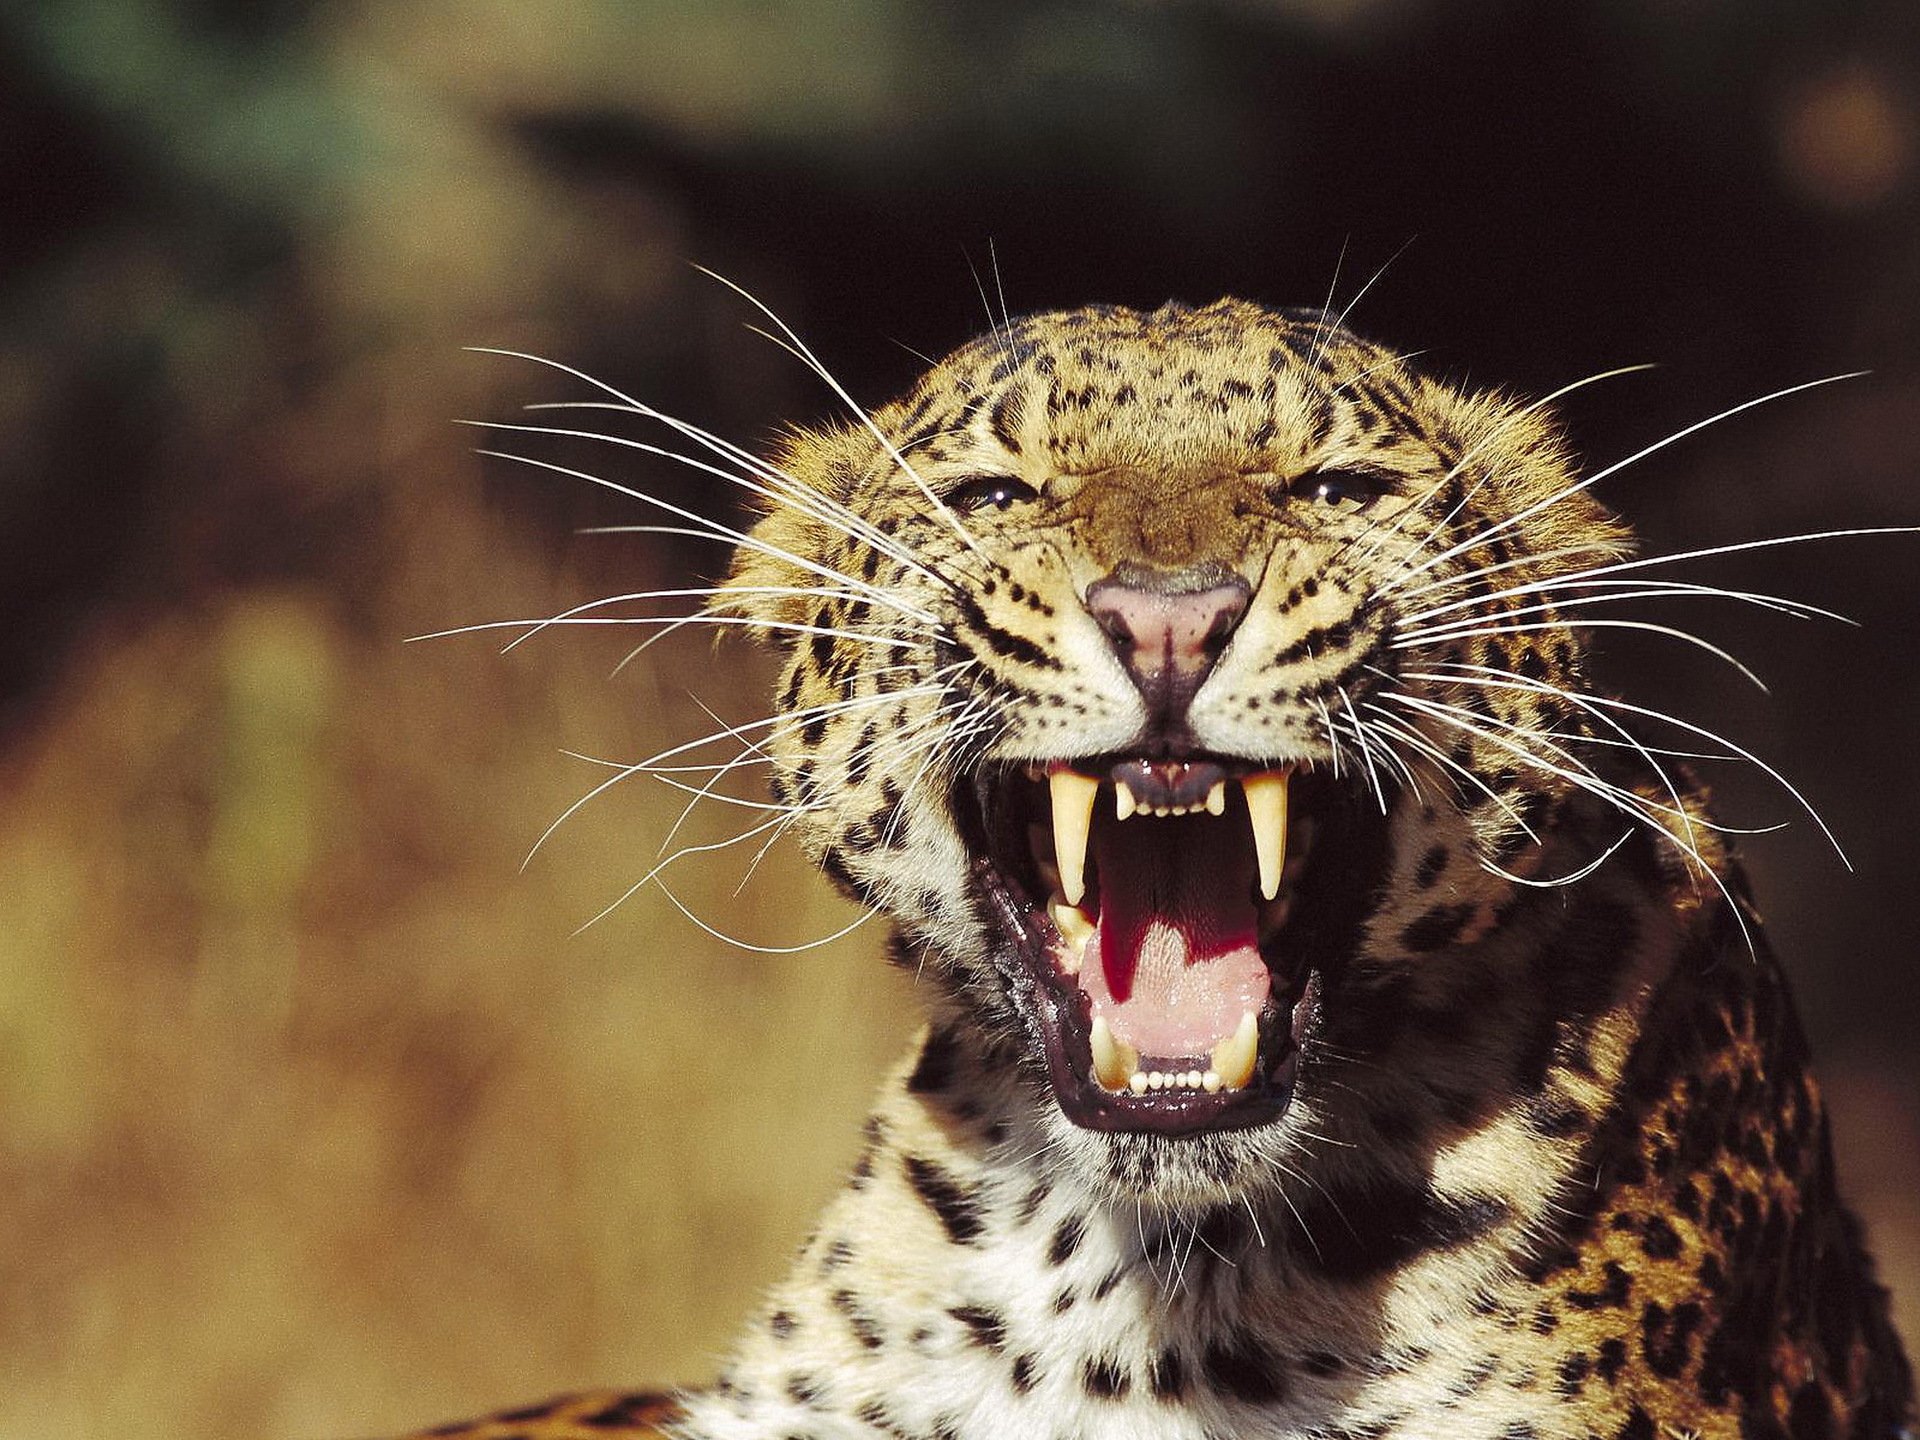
724, 298, 1637, 1208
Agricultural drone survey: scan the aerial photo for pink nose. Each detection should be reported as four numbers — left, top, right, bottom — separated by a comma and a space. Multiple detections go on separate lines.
1084, 573, 1251, 700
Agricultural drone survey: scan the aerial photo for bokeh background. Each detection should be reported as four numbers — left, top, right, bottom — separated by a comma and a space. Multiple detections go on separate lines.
1, 2, 1916, 1436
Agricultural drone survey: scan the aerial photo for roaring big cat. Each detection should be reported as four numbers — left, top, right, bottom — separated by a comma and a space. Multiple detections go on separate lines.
411, 297, 1911, 1440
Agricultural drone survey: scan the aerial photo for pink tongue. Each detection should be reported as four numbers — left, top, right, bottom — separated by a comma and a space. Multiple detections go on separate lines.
1079, 811, 1269, 1059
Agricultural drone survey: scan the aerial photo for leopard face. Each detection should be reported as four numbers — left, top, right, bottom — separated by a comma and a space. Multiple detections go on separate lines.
727, 298, 1637, 1209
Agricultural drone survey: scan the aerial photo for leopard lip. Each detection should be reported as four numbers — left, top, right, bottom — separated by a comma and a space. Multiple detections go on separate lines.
966, 758, 1367, 1138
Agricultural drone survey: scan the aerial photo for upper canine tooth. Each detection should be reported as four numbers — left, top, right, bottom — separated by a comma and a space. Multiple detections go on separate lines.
1089, 1017, 1138, 1091
1205, 781, 1226, 816
1049, 769, 1099, 907
1242, 770, 1290, 901
1116, 785, 1137, 822
1209, 1010, 1260, 1091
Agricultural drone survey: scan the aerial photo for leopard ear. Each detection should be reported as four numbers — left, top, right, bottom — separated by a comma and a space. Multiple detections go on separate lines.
716, 420, 874, 635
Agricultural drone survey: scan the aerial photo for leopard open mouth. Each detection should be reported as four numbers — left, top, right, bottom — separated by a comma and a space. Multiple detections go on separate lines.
965, 758, 1390, 1137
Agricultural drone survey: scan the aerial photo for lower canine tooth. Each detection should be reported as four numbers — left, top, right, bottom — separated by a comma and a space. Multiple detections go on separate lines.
1209, 1010, 1260, 1091
1089, 1017, 1138, 1091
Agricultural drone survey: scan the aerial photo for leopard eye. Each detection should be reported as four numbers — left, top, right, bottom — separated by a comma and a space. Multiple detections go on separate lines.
947, 474, 1041, 514
1286, 467, 1394, 514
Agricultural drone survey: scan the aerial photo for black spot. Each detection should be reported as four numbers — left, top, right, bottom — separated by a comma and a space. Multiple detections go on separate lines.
1640, 1213, 1682, 1260
1615, 1405, 1655, 1440
1301, 1350, 1344, 1378
493, 1403, 560, 1423
578, 1395, 674, 1428
1015, 1180, 1051, 1225
1150, 1348, 1188, 1401
949, 1303, 1007, 1352
1010, 1352, 1040, 1392
1593, 1336, 1628, 1383
768, 1310, 796, 1339
784, 1373, 824, 1405
1565, 1261, 1632, 1311
1203, 1336, 1287, 1405
908, 1029, 959, 1094
902, 1155, 986, 1244
829, 1289, 884, 1350
1291, 1180, 1510, 1282
1047, 1215, 1085, 1266
1554, 1351, 1590, 1397
1083, 1355, 1130, 1399
1414, 844, 1449, 889
1642, 1300, 1703, 1380
1399, 902, 1475, 953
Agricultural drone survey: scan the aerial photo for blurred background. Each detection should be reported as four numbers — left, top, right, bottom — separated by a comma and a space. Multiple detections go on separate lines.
0, 1, 1916, 1435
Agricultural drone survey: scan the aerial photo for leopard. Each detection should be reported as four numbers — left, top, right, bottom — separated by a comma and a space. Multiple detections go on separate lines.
402, 298, 1912, 1440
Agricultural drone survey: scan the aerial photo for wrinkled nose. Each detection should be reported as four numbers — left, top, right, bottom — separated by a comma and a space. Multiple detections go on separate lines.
1084, 568, 1252, 725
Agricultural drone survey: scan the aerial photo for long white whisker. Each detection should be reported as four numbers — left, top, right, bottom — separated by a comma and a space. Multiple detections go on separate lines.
1399, 577, 1853, 631
1361, 705, 1540, 840
1411, 666, 1849, 867
694, 265, 988, 559
472, 447, 937, 629
1349, 366, 1657, 573
582, 873, 879, 949
415, 613, 924, 652
1384, 372, 1865, 596
490, 408, 947, 591
465, 346, 947, 591
1392, 617, 1769, 691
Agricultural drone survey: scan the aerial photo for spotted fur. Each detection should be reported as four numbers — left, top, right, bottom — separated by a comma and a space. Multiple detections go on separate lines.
411, 300, 1910, 1440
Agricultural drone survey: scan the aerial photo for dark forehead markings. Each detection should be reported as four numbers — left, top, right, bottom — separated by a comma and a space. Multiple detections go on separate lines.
987, 390, 1023, 455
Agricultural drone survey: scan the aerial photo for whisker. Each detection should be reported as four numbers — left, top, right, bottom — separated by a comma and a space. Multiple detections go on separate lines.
1384, 371, 1865, 597
1399, 577, 1853, 632
472, 446, 939, 628
694, 264, 989, 560
1393, 617, 1769, 691
1408, 663, 1850, 867
1347, 366, 1657, 573
582, 872, 880, 950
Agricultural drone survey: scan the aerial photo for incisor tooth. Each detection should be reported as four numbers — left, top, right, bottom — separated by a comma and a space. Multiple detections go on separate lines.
1242, 770, 1290, 901
1049, 769, 1099, 906
1116, 785, 1137, 821
1205, 781, 1227, 816
1089, 1017, 1138, 1091
1209, 1010, 1260, 1092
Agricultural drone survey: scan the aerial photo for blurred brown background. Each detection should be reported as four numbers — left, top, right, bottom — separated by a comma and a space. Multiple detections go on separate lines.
0, 2, 1916, 1436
